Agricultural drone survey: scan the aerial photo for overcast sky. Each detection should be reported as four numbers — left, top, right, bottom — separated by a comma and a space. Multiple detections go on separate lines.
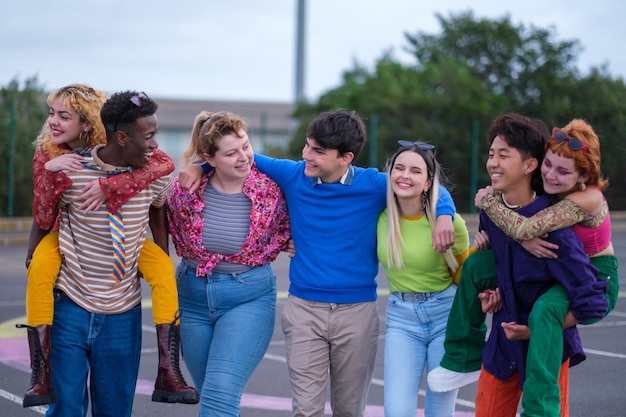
2, 0, 625, 103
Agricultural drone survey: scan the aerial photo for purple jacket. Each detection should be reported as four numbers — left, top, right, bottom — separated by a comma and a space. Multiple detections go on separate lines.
481, 194, 608, 384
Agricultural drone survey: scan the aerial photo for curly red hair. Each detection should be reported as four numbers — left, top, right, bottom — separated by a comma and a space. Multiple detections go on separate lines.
546, 119, 608, 191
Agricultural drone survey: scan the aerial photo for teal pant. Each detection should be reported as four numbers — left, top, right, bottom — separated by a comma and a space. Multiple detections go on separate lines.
440, 250, 619, 417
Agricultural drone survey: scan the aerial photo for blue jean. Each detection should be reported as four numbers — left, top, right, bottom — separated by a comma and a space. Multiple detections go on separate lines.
384, 285, 458, 417
47, 290, 142, 417
176, 262, 277, 417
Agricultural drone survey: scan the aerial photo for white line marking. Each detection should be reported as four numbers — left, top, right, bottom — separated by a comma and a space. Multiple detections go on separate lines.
0, 388, 47, 414
585, 348, 626, 359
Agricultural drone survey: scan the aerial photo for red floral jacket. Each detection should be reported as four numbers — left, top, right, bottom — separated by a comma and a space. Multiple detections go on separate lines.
32, 145, 175, 230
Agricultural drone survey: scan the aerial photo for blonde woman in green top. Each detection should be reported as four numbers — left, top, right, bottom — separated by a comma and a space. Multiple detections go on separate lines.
377, 141, 470, 417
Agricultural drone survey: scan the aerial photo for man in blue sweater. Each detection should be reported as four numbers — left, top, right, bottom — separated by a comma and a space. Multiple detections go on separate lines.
473, 114, 607, 416
252, 110, 456, 417
179, 109, 457, 416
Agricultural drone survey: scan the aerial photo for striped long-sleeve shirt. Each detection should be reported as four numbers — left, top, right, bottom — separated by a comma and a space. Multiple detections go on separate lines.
56, 146, 172, 314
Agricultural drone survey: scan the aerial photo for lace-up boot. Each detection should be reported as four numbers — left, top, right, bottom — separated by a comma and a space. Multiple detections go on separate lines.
16, 324, 56, 407
151, 317, 199, 404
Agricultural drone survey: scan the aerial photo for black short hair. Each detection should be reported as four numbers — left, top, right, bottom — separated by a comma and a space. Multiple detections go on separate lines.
100, 91, 158, 136
306, 110, 366, 157
486, 113, 549, 194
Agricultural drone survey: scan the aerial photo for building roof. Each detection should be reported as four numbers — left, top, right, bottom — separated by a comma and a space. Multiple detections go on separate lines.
154, 97, 295, 132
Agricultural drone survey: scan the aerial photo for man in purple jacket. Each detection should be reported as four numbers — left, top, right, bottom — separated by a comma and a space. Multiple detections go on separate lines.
473, 113, 607, 416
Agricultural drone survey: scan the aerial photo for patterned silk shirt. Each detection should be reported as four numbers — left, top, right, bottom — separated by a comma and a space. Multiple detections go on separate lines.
167, 165, 291, 276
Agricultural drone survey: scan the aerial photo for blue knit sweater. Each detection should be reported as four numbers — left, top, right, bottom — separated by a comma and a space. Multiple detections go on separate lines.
254, 154, 456, 303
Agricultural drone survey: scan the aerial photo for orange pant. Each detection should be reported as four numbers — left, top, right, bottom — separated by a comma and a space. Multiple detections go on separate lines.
475, 360, 569, 417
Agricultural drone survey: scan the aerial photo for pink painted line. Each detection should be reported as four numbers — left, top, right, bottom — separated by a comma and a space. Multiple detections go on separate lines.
1, 337, 159, 395
1, 337, 475, 416
240, 394, 475, 416
135, 378, 155, 395
0, 337, 30, 373
240, 393, 292, 411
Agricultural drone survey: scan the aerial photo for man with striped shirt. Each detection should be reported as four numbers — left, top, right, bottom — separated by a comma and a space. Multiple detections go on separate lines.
47, 91, 173, 417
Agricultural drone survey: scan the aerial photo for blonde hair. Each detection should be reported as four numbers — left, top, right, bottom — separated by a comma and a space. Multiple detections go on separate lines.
180, 111, 248, 168
385, 146, 458, 272
34, 84, 108, 158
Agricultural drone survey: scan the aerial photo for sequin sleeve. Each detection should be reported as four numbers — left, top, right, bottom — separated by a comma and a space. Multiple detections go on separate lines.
480, 194, 587, 241
32, 146, 72, 230
99, 149, 175, 212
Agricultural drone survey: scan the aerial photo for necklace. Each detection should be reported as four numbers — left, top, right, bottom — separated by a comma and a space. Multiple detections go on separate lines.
502, 191, 536, 209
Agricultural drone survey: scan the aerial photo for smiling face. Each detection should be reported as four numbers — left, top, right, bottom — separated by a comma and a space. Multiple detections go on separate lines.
204, 129, 254, 183
486, 135, 536, 197
301, 137, 352, 183
119, 114, 159, 169
390, 150, 431, 204
541, 149, 585, 196
47, 98, 89, 149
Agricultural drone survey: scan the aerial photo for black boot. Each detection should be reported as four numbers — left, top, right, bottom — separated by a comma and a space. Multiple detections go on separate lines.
16, 324, 56, 407
151, 315, 199, 404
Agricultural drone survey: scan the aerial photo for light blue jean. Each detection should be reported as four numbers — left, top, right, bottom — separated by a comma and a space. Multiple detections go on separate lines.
176, 262, 277, 417
384, 285, 458, 417
47, 290, 142, 417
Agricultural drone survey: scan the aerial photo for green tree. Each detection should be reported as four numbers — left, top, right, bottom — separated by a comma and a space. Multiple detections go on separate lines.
405, 11, 582, 114
0, 76, 48, 217
292, 53, 503, 210
405, 11, 626, 208
291, 11, 626, 210
562, 68, 626, 208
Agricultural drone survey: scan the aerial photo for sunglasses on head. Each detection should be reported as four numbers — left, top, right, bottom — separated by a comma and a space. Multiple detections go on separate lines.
552, 128, 588, 151
396, 140, 435, 151
113, 92, 149, 132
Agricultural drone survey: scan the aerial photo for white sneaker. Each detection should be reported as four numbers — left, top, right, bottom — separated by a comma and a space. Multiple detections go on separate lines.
427, 366, 480, 392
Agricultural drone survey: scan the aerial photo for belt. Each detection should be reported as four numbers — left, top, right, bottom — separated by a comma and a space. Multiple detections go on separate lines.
391, 291, 436, 303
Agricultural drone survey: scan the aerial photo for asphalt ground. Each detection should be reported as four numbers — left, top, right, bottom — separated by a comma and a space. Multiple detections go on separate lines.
1, 226, 625, 417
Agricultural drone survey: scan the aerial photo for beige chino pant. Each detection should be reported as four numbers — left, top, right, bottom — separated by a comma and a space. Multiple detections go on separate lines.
281, 294, 379, 417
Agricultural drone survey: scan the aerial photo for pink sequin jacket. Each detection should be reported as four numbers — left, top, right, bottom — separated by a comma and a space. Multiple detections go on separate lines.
166, 166, 291, 276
